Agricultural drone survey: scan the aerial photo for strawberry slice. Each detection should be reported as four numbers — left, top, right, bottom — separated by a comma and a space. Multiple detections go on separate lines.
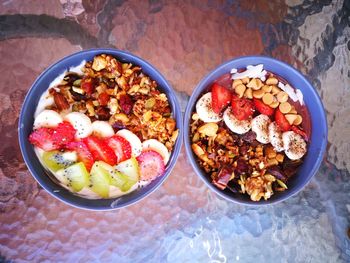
83, 136, 118, 166
291, 126, 308, 141
106, 135, 132, 163
231, 95, 255, 120
137, 150, 165, 181
66, 141, 94, 171
253, 98, 274, 116
275, 109, 291, 132
52, 121, 76, 148
29, 127, 58, 151
211, 83, 232, 114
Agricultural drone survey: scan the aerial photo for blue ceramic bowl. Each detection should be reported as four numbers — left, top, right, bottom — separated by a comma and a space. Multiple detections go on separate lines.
18, 48, 183, 210
184, 56, 327, 205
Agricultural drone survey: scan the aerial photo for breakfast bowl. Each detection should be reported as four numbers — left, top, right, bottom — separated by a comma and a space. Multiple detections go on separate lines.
184, 56, 327, 205
18, 48, 183, 210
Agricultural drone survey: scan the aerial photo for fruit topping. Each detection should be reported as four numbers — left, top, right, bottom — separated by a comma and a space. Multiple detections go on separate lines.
42, 150, 77, 172
56, 162, 89, 192
231, 95, 255, 120
275, 109, 291, 132
196, 92, 222, 123
211, 83, 232, 114
137, 150, 165, 181
119, 94, 133, 115
83, 136, 118, 166
64, 112, 93, 138
142, 139, 170, 165
65, 141, 94, 171
115, 157, 140, 182
90, 162, 111, 198
253, 98, 274, 116
116, 129, 142, 157
34, 109, 63, 129
91, 121, 115, 138
107, 135, 132, 163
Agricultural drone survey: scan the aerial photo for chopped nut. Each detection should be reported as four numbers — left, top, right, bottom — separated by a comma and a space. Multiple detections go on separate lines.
293, 115, 303, 125
262, 93, 274, 105
271, 85, 281, 95
285, 114, 297, 125
247, 78, 263, 90
279, 102, 292, 114
145, 98, 156, 109
267, 158, 279, 167
252, 89, 264, 99
245, 88, 253, 99
277, 91, 289, 103
241, 77, 250, 84
265, 146, 277, 159
266, 77, 278, 85
198, 123, 219, 137
276, 153, 284, 163
113, 113, 129, 123
192, 113, 199, 120
289, 106, 297, 114
262, 85, 272, 93
235, 84, 246, 98
269, 98, 279, 108
192, 143, 205, 156
166, 118, 176, 134
192, 132, 200, 143
232, 79, 243, 88
92, 55, 107, 71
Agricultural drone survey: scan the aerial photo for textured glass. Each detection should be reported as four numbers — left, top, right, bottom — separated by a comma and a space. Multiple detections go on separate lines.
0, 0, 349, 262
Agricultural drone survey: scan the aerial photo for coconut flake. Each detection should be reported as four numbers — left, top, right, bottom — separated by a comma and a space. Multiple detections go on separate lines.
296, 89, 304, 105
231, 64, 265, 80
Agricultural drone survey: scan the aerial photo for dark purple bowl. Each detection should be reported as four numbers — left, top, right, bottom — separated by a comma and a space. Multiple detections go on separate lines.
184, 56, 327, 205
18, 48, 183, 210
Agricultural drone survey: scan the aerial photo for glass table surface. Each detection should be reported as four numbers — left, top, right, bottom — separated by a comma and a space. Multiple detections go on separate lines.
0, 0, 349, 262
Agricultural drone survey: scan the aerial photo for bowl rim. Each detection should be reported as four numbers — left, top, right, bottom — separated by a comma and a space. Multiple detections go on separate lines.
18, 48, 183, 211
184, 55, 328, 206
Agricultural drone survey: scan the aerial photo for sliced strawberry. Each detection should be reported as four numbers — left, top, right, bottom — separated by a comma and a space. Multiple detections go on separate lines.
106, 135, 132, 163
66, 141, 94, 171
253, 98, 274, 116
275, 109, 291, 132
29, 127, 58, 151
52, 121, 76, 148
231, 95, 255, 120
291, 126, 308, 141
211, 83, 232, 114
98, 92, 110, 106
83, 136, 118, 166
137, 150, 165, 181
81, 78, 94, 95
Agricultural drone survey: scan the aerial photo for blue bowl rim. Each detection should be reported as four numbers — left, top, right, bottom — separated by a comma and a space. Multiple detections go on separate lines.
184, 55, 328, 206
18, 48, 183, 211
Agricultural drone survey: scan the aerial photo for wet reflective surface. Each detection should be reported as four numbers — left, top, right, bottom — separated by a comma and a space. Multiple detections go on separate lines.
0, 0, 349, 262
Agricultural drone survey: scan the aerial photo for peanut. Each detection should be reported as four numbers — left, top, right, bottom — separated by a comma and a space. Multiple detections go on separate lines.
271, 85, 281, 95
269, 97, 279, 108
293, 115, 303, 125
198, 123, 219, 137
232, 79, 243, 88
247, 78, 263, 90
245, 88, 253, 99
262, 85, 272, 93
252, 89, 264, 99
266, 77, 278, 85
262, 93, 274, 105
289, 106, 297, 114
285, 114, 297, 125
279, 102, 292, 114
235, 84, 246, 98
277, 91, 289, 103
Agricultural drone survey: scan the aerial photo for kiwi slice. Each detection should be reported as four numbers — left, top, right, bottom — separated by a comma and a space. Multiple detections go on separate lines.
42, 151, 77, 172
115, 157, 140, 182
56, 162, 89, 192
89, 162, 111, 198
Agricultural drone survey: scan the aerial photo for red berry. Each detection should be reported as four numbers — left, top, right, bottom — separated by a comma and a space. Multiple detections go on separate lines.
83, 136, 118, 166
253, 98, 275, 116
275, 109, 291, 132
66, 141, 94, 171
137, 150, 165, 181
106, 135, 132, 163
231, 95, 255, 120
29, 127, 58, 151
119, 94, 133, 115
98, 92, 110, 106
211, 83, 232, 114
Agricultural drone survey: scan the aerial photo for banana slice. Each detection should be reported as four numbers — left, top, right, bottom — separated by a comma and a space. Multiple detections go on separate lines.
223, 107, 251, 134
268, 122, 284, 152
34, 110, 63, 129
282, 131, 307, 160
64, 112, 93, 139
196, 92, 222, 123
116, 129, 142, 157
92, 121, 115, 138
251, 114, 271, 144
142, 139, 169, 164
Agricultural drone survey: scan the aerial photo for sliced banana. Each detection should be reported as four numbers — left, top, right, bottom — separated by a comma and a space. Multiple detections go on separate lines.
282, 131, 307, 160
64, 112, 93, 139
268, 122, 284, 152
116, 129, 142, 157
251, 114, 271, 144
196, 92, 222, 123
34, 110, 63, 129
142, 139, 170, 164
92, 121, 115, 138
223, 107, 251, 134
